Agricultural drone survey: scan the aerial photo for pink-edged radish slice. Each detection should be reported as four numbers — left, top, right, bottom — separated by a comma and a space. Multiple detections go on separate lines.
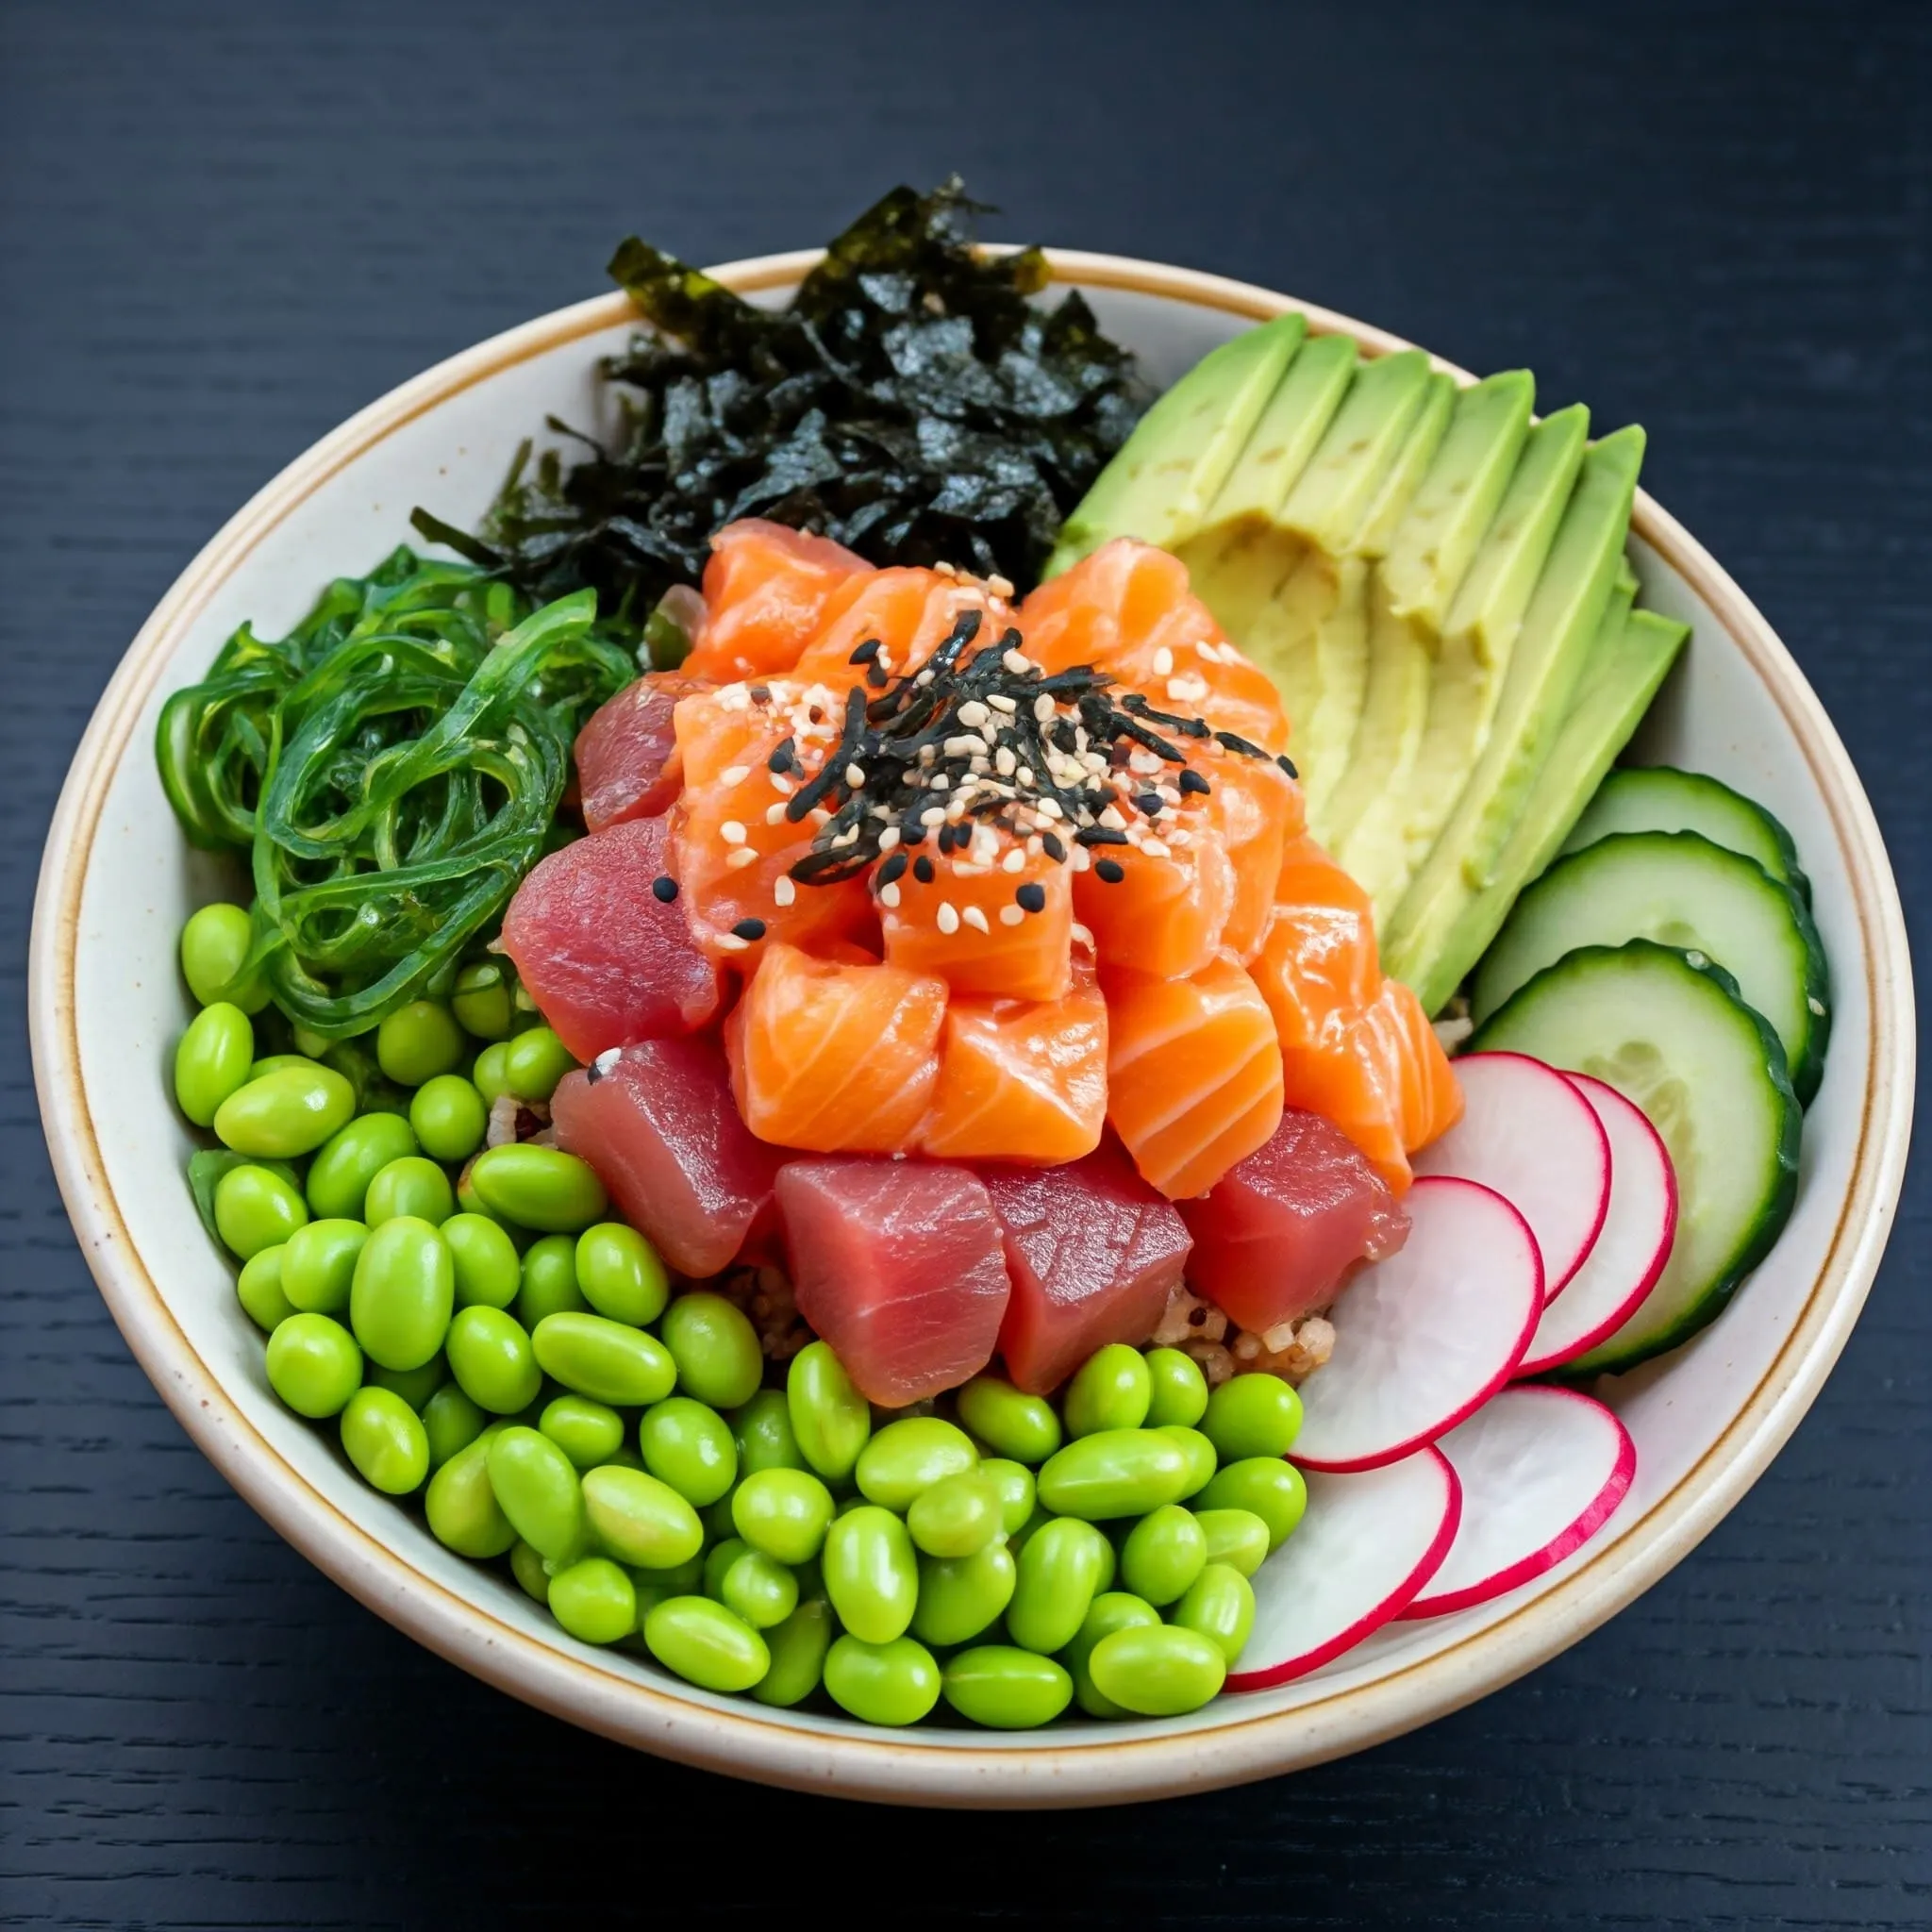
1514, 1074, 1678, 1377
1400, 1386, 1635, 1618
1411, 1051, 1610, 1301
1290, 1176, 1542, 1474
1227, 1446, 1460, 1690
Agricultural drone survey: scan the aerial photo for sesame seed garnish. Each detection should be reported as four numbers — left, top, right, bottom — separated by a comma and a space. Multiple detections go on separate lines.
1094, 857, 1125, 884
1015, 882, 1047, 913
962, 906, 991, 935
877, 850, 909, 887
913, 855, 936, 883
726, 846, 760, 870
1276, 754, 1299, 776
721, 820, 746, 845
1041, 831, 1067, 862
1132, 791, 1164, 817
766, 802, 789, 824
773, 876, 796, 907
651, 874, 678, 903
720, 765, 750, 788
1071, 922, 1094, 949
937, 902, 961, 935
1179, 769, 1211, 796
1001, 848, 1026, 874
849, 638, 882, 664
1152, 645, 1175, 677
879, 882, 902, 909
717, 933, 750, 952
998, 905, 1025, 926
731, 918, 767, 941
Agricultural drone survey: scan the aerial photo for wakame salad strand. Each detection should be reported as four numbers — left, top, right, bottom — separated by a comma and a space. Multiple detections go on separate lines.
157, 549, 636, 1038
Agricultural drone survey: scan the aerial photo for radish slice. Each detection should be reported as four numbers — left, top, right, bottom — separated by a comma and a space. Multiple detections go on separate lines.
1290, 1176, 1542, 1473
1227, 1447, 1460, 1690
1411, 1051, 1610, 1301
1400, 1386, 1635, 1618
1515, 1074, 1678, 1377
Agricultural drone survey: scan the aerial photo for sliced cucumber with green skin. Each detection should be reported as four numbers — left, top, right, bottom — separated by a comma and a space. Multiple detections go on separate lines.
1469, 941, 1800, 1375
1470, 830, 1830, 1105
1561, 766, 1811, 907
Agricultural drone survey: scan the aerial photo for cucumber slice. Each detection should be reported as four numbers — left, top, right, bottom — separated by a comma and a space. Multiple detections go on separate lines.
1469, 941, 1800, 1374
1470, 830, 1830, 1105
1561, 766, 1811, 907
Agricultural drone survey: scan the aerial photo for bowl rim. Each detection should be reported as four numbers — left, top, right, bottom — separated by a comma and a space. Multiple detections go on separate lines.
27, 247, 1916, 1808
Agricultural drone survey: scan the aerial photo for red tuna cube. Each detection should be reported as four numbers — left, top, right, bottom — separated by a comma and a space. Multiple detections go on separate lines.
575, 671, 712, 833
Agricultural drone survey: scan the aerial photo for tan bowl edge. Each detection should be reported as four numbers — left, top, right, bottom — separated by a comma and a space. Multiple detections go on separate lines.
27, 249, 1916, 1808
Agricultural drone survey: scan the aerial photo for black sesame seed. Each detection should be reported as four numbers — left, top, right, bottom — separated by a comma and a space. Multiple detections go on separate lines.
1275, 754, 1299, 777
1094, 857, 1126, 884
651, 874, 678, 903
913, 855, 937, 883
849, 638, 882, 665
766, 738, 797, 774
876, 850, 909, 888
1074, 824, 1129, 847
1178, 769, 1211, 796
731, 918, 767, 941
749, 686, 772, 705
1041, 831, 1067, 862
585, 1054, 608, 1085
866, 662, 889, 689
1214, 729, 1267, 758
1015, 882, 1047, 913
1132, 791, 1164, 817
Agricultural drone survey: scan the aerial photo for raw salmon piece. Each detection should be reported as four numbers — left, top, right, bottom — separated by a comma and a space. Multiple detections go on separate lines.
881, 837, 1074, 1002
1178, 1108, 1408, 1334
551, 1037, 783, 1278
1022, 540, 1291, 756
1105, 951, 1285, 1200
1202, 753, 1306, 960
776, 1158, 1012, 1406
1249, 836, 1383, 1044
790, 567, 1012, 688
682, 520, 870, 681
985, 1141, 1192, 1394
1377, 975, 1464, 1153
727, 942, 947, 1153
1073, 815, 1236, 979
500, 816, 724, 1062
575, 670, 712, 832
919, 966, 1108, 1164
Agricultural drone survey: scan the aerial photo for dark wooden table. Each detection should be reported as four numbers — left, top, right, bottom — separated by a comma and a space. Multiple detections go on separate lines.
3, 2, 1926, 1924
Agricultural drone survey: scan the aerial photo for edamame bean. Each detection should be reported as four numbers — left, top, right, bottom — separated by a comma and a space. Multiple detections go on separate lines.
503, 1025, 576, 1104
280, 1218, 368, 1315
367, 1356, 447, 1411
213, 1064, 356, 1159
452, 961, 515, 1041
306, 1111, 419, 1221
408, 1074, 488, 1162
1194, 1507, 1272, 1579
658, 1292, 762, 1410
548, 1556, 637, 1644
540, 1394, 625, 1470
1087, 1624, 1226, 1716
910, 1541, 1016, 1648
1172, 1562, 1256, 1664
350, 1216, 454, 1371
642, 1596, 769, 1693
719, 1548, 797, 1630
1158, 1424, 1218, 1499
516, 1234, 586, 1326
979, 1458, 1036, 1537
442, 1212, 521, 1310
376, 1000, 465, 1087
236, 1246, 294, 1331
467, 1144, 607, 1233
731, 1389, 804, 1474
364, 1156, 456, 1228
509, 1538, 551, 1604
214, 1163, 309, 1259
855, 1417, 978, 1512
581, 1464, 703, 1569
1063, 1343, 1153, 1437
1120, 1504, 1208, 1607
1063, 1591, 1162, 1719
423, 1383, 488, 1470
752, 1599, 835, 1708
907, 1470, 1003, 1558
1198, 1457, 1307, 1551
174, 1002, 255, 1126
472, 1041, 513, 1107
339, 1384, 430, 1494
704, 1537, 751, 1601
488, 1426, 587, 1563
446, 1305, 541, 1414
955, 1376, 1062, 1464
822, 1505, 918, 1643
265, 1312, 361, 1418
1143, 1346, 1209, 1428
639, 1396, 738, 1507
823, 1634, 941, 1726
942, 1646, 1073, 1729
1036, 1429, 1192, 1521
1202, 1374, 1304, 1462
1007, 1516, 1111, 1655
425, 1424, 516, 1557
787, 1341, 871, 1482
180, 902, 267, 1011
245, 1055, 317, 1083
575, 1223, 669, 1327
731, 1467, 834, 1566
532, 1311, 675, 1407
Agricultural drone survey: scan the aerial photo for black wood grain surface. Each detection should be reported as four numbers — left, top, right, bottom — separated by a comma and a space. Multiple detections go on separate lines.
3, 2, 1926, 1924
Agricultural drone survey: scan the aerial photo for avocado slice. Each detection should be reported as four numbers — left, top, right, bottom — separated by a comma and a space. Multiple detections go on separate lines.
1202, 332, 1360, 527
1043, 312, 1306, 575
1279, 350, 1435, 552
1382, 425, 1648, 1008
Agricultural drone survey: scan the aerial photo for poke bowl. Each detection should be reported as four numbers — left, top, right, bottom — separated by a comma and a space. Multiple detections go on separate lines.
29, 191, 1913, 1807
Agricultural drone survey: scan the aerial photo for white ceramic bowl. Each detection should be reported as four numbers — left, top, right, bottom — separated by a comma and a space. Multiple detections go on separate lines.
29, 250, 1915, 1807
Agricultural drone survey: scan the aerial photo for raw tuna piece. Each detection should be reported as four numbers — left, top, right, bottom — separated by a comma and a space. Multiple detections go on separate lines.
984, 1142, 1193, 1394
775, 1158, 1012, 1407
551, 1037, 783, 1278
501, 815, 724, 1063
575, 671, 712, 832
1178, 1107, 1409, 1334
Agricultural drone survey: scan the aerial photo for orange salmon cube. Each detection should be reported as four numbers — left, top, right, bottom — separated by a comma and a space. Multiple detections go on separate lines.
882, 838, 1074, 1002
683, 521, 870, 681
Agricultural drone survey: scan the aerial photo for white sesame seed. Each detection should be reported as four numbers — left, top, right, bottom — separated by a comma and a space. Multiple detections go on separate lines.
1099, 805, 1126, 830
994, 745, 1017, 777
1001, 847, 1026, 874
951, 861, 988, 878
721, 685, 750, 711
1152, 646, 1174, 677
878, 825, 901, 853
1070, 923, 1094, 950
987, 692, 1017, 714
962, 905, 991, 935
937, 902, 960, 935
944, 736, 981, 759
832, 825, 860, 848
1033, 693, 1057, 724
998, 905, 1026, 926
1166, 674, 1210, 704
915, 669, 934, 687
879, 882, 902, 909
726, 846, 761, 870
844, 763, 866, 790
958, 700, 989, 729
765, 802, 789, 824
922, 806, 946, 825
1017, 767, 1036, 787
720, 764, 750, 788
1141, 837, 1172, 859
930, 774, 950, 791
1071, 845, 1091, 872
773, 875, 796, 907
1036, 798, 1063, 820
718, 933, 750, 952
1004, 648, 1032, 675
987, 575, 1016, 599
720, 820, 746, 845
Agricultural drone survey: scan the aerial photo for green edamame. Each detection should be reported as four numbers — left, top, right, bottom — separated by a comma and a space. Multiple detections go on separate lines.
213, 1064, 356, 1159
540, 1393, 625, 1470
472, 1041, 513, 1107
366, 1356, 447, 1411
349, 1216, 454, 1371
909, 1541, 1015, 1648
731, 1389, 804, 1475
575, 1223, 669, 1327
704, 1536, 751, 1601
1036, 1428, 1192, 1521
1202, 1374, 1304, 1462
503, 1025, 577, 1104
1198, 1457, 1307, 1551
452, 961, 515, 1041
658, 1292, 762, 1410
822, 1505, 918, 1644
1007, 1515, 1111, 1655
245, 1055, 317, 1084
719, 1548, 798, 1630
787, 1341, 871, 1482
509, 1538, 551, 1604
1158, 1424, 1218, 1499
1172, 1562, 1256, 1664
640, 1396, 738, 1507
731, 1467, 834, 1566
445, 1305, 541, 1414
236, 1246, 294, 1331
467, 1143, 608, 1233
1194, 1507, 1272, 1579
424, 1425, 516, 1557
487, 1426, 587, 1564
339, 1385, 430, 1494
174, 1002, 255, 1126
532, 1311, 675, 1407
214, 1163, 309, 1259
955, 1376, 1062, 1464
364, 1156, 456, 1228
516, 1234, 587, 1326
279, 1218, 368, 1315
179, 902, 267, 1012
376, 1000, 466, 1087
1064, 1591, 1161, 1719
1120, 1504, 1208, 1607
823, 1634, 941, 1726
978, 1458, 1036, 1537
1087, 1624, 1226, 1716
265, 1312, 362, 1418
423, 1382, 488, 1470
906, 1470, 1003, 1558
306, 1111, 419, 1221
442, 1212, 522, 1310
855, 1417, 977, 1512
408, 1074, 488, 1162
752, 1599, 835, 1708
942, 1646, 1073, 1729
1143, 1346, 1209, 1428
548, 1556, 637, 1644
1063, 1343, 1152, 1437
642, 1596, 769, 1693
580, 1464, 704, 1569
